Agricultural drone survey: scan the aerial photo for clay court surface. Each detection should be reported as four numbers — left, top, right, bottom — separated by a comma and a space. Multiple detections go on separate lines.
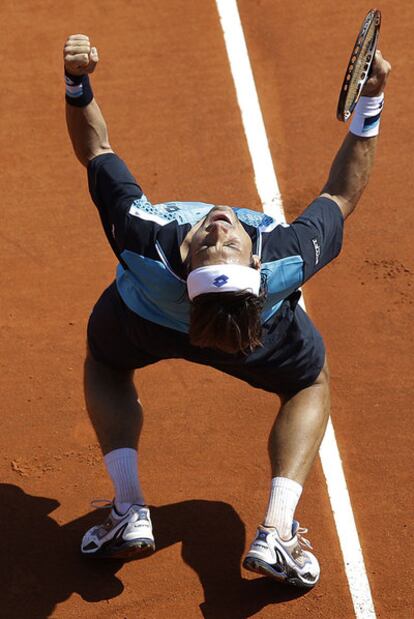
1, 1, 413, 617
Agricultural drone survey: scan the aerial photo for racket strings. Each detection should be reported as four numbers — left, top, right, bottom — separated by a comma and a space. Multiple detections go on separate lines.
337, 9, 381, 121
342, 28, 378, 112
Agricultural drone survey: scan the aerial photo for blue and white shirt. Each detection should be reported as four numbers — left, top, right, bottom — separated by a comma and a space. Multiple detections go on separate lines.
88, 153, 344, 333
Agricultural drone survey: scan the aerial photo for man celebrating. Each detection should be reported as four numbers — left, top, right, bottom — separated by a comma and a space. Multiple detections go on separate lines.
64, 34, 390, 588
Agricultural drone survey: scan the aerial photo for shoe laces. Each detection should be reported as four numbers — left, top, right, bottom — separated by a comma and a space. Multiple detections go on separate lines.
296, 527, 313, 551
90, 498, 148, 517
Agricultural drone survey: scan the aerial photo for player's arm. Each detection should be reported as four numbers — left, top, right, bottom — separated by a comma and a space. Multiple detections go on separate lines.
320, 51, 391, 219
64, 34, 113, 167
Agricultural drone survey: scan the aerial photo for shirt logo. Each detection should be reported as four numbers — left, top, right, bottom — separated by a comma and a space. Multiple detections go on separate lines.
312, 238, 321, 265
213, 275, 229, 288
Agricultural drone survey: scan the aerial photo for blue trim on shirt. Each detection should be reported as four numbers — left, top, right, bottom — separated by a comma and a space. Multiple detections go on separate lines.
116, 252, 190, 333
116, 251, 304, 332
261, 255, 304, 321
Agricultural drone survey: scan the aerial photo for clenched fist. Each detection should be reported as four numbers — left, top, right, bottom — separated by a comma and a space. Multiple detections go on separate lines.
64, 34, 99, 76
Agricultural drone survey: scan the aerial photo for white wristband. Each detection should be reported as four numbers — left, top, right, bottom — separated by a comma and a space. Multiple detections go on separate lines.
349, 94, 384, 137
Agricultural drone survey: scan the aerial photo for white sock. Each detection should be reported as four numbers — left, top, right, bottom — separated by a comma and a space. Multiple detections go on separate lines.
104, 448, 145, 514
263, 476, 303, 540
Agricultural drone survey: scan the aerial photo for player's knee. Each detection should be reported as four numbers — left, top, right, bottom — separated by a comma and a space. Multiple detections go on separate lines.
315, 355, 330, 388
85, 343, 104, 371
84, 344, 134, 383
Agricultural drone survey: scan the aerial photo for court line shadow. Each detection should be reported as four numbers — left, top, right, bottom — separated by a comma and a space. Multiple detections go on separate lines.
0, 485, 308, 618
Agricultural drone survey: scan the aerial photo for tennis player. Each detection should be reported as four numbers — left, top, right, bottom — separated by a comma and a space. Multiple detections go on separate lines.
63, 34, 390, 587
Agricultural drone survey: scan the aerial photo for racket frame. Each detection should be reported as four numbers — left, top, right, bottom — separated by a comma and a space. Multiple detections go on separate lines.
337, 9, 381, 122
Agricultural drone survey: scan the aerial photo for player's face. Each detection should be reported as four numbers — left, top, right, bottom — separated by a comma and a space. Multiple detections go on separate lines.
188, 206, 256, 270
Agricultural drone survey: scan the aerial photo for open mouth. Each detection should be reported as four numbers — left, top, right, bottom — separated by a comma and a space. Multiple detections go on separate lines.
209, 211, 233, 225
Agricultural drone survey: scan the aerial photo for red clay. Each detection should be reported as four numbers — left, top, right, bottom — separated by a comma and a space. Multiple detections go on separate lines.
1, 1, 412, 617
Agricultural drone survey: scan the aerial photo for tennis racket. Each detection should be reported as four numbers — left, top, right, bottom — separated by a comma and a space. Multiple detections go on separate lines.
337, 9, 381, 122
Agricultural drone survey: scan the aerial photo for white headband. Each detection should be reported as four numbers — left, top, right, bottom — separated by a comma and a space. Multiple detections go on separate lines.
187, 264, 261, 301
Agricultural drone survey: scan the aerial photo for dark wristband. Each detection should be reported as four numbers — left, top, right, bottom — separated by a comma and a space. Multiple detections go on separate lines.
65, 70, 94, 107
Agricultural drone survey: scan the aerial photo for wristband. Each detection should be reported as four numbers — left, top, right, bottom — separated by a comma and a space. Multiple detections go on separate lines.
65, 70, 94, 107
349, 94, 384, 138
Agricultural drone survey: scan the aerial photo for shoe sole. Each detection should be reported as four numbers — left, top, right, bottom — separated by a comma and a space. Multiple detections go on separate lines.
82, 538, 156, 560
243, 556, 318, 589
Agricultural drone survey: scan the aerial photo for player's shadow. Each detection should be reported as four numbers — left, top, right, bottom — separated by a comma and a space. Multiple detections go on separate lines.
0, 484, 308, 619
151, 500, 309, 618
0, 483, 125, 619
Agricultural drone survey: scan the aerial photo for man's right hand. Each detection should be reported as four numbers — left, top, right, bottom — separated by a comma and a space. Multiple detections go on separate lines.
64, 34, 99, 76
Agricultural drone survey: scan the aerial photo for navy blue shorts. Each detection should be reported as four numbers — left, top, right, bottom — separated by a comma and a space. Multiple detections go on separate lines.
87, 282, 326, 396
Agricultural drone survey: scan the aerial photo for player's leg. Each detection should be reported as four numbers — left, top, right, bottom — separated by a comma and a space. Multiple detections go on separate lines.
240, 298, 330, 587
268, 356, 330, 490
80, 283, 155, 559
84, 351, 142, 455
263, 358, 329, 537
243, 362, 329, 587
84, 351, 147, 514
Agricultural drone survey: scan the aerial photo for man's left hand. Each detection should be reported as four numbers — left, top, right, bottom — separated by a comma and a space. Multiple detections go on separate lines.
64, 34, 99, 76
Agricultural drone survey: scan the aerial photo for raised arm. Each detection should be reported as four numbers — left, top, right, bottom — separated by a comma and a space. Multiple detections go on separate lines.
63, 34, 113, 167
321, 50, 391, 219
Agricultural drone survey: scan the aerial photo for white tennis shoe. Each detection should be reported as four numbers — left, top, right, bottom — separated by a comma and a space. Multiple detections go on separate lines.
243, 520, 320, 588
81, 501, 155, 559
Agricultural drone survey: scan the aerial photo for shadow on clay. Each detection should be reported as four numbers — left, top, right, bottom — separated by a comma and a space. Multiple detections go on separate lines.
0, 484, 124, 618
150, 499, 309, 618
0, 485, 308, 618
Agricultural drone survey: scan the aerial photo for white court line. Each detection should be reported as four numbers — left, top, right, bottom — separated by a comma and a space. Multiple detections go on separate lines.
215, 1, 376, 617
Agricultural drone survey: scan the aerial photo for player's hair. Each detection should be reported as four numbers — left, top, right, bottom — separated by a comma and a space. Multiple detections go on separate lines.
189, 278, 267, 354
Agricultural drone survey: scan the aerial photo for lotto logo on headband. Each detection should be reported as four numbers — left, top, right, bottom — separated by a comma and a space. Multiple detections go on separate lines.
213, 275, 229, 288
186, 264, 261, 300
